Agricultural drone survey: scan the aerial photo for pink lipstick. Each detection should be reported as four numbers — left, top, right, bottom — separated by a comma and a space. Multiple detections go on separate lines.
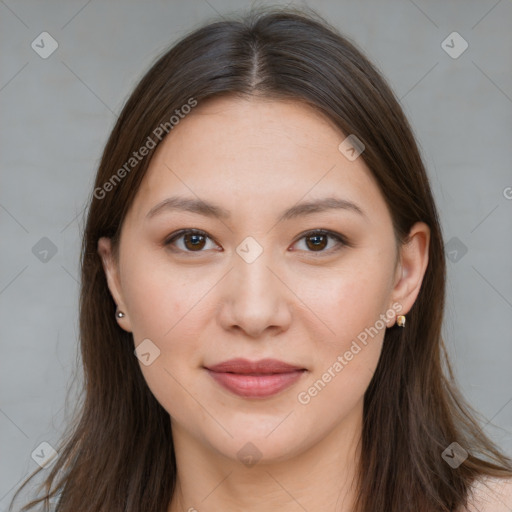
204, 358, 306, 399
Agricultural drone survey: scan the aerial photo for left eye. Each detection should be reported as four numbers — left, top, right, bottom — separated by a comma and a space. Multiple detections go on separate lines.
164, 229, 347, 254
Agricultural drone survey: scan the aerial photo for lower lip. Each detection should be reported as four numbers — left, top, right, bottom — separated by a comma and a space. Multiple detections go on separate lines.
206, 369, 305, 398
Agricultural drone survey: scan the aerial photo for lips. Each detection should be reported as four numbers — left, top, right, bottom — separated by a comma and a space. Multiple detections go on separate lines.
204, 358, 307, 399
206, 358, 305, 374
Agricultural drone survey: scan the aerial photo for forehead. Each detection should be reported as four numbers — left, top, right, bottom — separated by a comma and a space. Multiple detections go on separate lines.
126, 96, 387, 224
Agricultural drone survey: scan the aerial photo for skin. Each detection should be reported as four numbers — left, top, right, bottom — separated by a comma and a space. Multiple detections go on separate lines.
98, 96, 430, 512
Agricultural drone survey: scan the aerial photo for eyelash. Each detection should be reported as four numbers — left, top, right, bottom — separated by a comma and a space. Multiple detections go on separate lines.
164, 228, 349, 256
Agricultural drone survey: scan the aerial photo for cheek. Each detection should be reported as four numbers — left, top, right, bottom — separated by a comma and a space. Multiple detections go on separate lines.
295, 254, 392, 393
120, 247, 201, 341
335, 273, 388, 337
300, 259, 392, 343
119, 254, 207, 419
119, 248, 214, 392
295, 272, 387, 422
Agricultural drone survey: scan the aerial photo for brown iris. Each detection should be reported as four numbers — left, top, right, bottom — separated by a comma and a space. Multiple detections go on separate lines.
305, 233, 328, 251
183, 232, 207, 251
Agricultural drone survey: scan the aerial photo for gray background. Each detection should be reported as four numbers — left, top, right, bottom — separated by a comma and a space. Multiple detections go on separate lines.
1, 0, 511, 508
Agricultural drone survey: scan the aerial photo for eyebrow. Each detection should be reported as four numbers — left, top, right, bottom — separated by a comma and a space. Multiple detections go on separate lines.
145, 195, 366, 222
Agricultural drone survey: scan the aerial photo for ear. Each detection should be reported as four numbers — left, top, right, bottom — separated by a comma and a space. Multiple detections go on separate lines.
97, 237, 132, 332
389, 221, 430, 322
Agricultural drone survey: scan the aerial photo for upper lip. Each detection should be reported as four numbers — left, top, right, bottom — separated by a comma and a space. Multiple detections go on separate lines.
205, 358, 305, 374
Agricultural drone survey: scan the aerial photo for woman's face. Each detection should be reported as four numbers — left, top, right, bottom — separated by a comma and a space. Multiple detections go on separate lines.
98, 96, 428, 465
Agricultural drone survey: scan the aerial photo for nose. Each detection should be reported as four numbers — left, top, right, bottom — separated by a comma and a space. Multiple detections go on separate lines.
217, 249, 293, 339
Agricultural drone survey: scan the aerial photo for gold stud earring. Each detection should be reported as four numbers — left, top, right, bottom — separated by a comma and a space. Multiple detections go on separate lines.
397, 315, 406, 327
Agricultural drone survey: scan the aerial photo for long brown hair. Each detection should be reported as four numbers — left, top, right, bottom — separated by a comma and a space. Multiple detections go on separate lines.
10, 5, 512, 511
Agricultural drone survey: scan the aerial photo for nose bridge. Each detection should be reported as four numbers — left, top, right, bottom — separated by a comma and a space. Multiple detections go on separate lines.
233, 240, 279, 302
218, 238, 291, 336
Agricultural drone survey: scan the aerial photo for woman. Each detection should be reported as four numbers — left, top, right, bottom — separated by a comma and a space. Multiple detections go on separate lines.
10, 5, 512, 512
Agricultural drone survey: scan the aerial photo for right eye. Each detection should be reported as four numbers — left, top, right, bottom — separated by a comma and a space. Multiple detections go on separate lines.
164, 229, 220, 253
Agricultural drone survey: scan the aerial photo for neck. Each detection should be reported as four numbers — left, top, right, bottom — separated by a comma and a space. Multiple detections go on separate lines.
168, 400, 363, 512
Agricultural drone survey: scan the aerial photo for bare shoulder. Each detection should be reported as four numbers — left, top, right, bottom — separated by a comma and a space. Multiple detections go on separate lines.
458, 475, 512, 512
